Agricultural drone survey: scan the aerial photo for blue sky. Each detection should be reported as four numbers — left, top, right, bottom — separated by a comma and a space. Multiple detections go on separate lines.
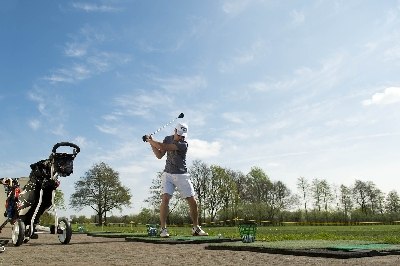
1, 0, 400, 218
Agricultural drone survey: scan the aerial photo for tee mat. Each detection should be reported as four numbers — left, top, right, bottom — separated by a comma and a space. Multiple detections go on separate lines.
205, 240, 400, 259
85, 232, 400, 258
86, 232, 236, 244
125, 235, 236, 244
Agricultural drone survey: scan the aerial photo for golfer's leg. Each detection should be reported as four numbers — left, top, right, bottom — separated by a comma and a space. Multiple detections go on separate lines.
160, 193, 170, 228
186, 196, 199, 227
160, 172, 174, 228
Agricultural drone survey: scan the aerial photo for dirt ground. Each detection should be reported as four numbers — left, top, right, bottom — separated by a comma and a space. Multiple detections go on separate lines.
1, 226, 400, 266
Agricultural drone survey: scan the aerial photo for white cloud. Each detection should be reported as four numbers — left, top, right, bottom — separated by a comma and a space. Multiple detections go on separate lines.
28, 119, 41, 130
114, 91, 174, 117
43, 25, 130, 85
188, 139, 221, 159
64, 42, 88, 57
43, 74, 74, 83
384, 45, 400, 61
51, 124, 67, 136
218, 41, 266, 73
71, 2, 122, 13
44, 52, 130, 84
222, 112, 255, 124
153, 75, 207, 92
247, 81, 269, 92
28, 91, 48, 116
290, 10, 305, 26
222, 113, 244, 124
222, 0, 250, 15
96, 124, 119, 135
73, 136, 88, 149
362, 86, 400, 106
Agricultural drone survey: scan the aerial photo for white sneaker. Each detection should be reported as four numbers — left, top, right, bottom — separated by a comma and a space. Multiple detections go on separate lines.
192, 226, 208, 236
160, 228, 170, 238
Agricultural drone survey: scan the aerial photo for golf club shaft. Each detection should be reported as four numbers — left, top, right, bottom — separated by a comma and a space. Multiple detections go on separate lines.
142, 113, 184, 142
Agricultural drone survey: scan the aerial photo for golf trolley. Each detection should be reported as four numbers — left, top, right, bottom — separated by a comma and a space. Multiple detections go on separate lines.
0, 142, 80, 247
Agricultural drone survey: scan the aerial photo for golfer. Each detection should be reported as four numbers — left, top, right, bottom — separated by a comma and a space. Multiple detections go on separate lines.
145, 123, 208, 237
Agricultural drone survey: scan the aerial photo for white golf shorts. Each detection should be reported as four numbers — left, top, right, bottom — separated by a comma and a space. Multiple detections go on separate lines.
161, 172, 195, 198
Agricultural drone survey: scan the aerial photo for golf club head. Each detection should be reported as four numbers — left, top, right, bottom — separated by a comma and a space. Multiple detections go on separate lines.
178, 113, 184, 118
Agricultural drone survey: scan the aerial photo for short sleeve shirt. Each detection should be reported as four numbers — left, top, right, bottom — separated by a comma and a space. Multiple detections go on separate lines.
163, 135, 188, 174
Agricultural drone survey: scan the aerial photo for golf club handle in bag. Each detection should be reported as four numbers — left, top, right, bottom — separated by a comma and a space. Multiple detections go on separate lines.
52, 142, 81, 155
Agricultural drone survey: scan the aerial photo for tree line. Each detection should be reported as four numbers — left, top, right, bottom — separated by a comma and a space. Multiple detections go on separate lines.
67, 161, 400, 225
144, 160, 400, 224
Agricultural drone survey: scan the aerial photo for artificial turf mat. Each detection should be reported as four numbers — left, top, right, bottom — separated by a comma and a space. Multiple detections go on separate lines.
85, 232, 236, 244
205, 240, 400, 259
86, 232, 148, 238
125, 235, 237, 244
85, 232, 400, 258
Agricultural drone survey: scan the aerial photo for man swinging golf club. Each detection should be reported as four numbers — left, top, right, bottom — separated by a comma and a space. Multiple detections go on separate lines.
144, 122, 208, 237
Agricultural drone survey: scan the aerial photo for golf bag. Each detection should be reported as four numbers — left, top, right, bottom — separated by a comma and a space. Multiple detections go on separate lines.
0, 142, 80, 246
18, 142, 80, 228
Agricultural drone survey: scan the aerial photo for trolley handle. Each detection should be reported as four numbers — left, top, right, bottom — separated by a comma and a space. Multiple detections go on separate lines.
52, 142, 80, 156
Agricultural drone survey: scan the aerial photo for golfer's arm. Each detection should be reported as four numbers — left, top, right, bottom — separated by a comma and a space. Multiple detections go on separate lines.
151, 145, 165, 159
149, 140, 178, 152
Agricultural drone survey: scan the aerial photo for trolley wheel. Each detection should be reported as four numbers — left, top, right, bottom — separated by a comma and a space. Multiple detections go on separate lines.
11, 219, 25, 246
57, 218, 72, 244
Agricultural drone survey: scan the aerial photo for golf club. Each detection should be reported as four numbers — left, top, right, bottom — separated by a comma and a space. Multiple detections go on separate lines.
142, 113, 184, 142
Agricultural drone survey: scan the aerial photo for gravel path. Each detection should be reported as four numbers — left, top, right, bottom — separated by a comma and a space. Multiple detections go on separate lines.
1, 227, 400, 265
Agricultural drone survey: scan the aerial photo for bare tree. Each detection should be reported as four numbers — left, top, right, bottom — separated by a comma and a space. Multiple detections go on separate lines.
339, 184, 353, 220
311, 178, 323, 212
297, 176, 309, 218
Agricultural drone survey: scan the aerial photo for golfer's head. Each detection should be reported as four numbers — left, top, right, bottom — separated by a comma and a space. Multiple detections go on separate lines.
175, 123, 188, 139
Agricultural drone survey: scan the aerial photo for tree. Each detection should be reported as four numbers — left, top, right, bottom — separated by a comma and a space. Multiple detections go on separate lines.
205, 165, 226, 222
70, 162, 131, 225
320, 179, 333, 213
270, 181, 295, 221
144, 171, 183, 223
54, 189, 66, 210
189, 160, 212, 223
339, 184, 353, 220
217, 167, 238, 221
352, 180, 382, 215
38, 189, 66, 225
226, 169, 245, 221
352, 180, 369, 214
243, 167, 273, 221
145, 172, 163, 210
386, 190, 400, 213
297, 176, 309, 219
311, 178, 323, 212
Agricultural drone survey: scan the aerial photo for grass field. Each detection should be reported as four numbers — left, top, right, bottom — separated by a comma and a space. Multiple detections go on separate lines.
73, 223, 400, 244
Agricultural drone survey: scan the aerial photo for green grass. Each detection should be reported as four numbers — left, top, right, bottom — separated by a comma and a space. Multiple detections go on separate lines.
72, 224, 400, 244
